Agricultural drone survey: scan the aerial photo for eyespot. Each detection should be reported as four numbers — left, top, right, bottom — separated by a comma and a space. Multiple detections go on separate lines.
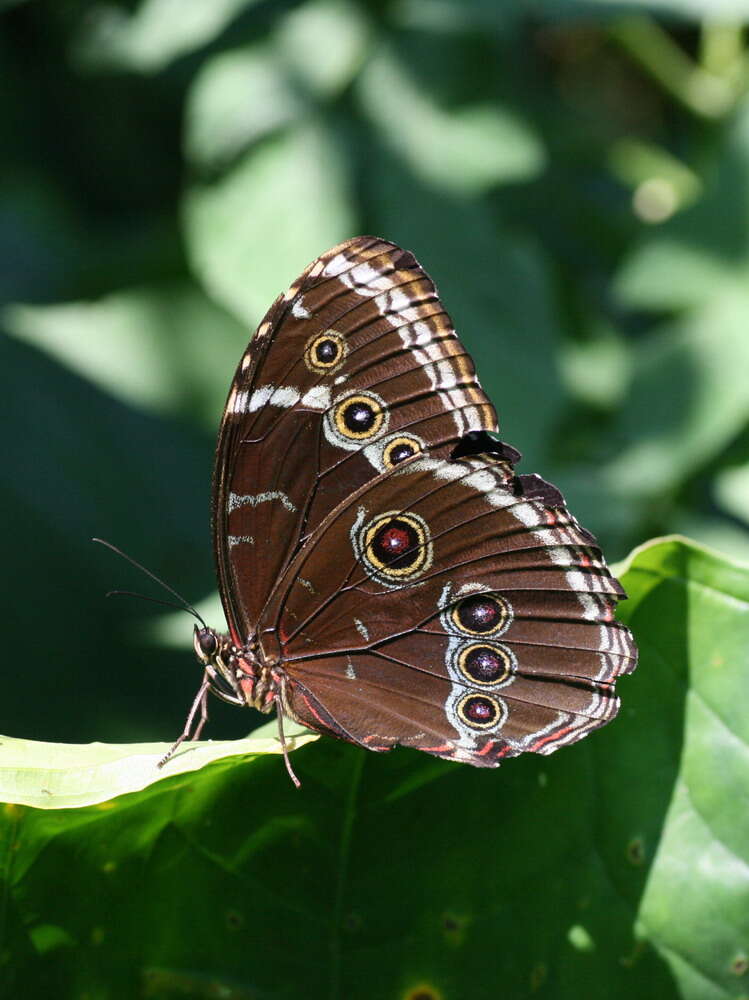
382, 435, 422, 468
355, 510, 433, 584
456, 692, 507, 730
304, 330, 347, 374
336, 395, 385, 439
455, 642, 515, 687
363, 432, 425, 473
449, 594, 512, 637
325, 390, 389, 450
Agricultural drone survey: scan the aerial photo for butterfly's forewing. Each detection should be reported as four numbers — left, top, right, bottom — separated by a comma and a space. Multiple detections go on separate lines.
258, 457, 636, 765
213, 237, 497, 644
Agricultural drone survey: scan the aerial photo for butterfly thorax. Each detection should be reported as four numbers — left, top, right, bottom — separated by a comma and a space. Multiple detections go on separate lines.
193, 625, 281, 714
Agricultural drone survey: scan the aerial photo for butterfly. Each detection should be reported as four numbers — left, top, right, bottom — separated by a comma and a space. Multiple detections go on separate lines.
168, 237, 637, 786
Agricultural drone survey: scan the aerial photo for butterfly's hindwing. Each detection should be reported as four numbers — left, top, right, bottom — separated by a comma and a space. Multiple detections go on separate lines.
257, 456, 635, 766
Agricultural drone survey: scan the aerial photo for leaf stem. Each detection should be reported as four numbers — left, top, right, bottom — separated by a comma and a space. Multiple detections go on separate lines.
610, 15, 735, 117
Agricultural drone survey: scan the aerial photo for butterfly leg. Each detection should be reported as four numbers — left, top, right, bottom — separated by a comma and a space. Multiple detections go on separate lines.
192, 684, 210, 741
157, 675, 211, 768
276, 704, 302, 789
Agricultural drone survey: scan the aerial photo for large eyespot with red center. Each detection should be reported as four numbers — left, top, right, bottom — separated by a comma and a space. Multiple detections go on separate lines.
304, 329, 347, 374
455, 692, 507, 731
325, 390, 389, 450
449, 593, 512, 637
454, 642, 516, 688
355, 510, 433, 585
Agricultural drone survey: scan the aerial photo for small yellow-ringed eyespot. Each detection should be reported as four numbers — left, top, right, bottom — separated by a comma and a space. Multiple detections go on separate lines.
455, 642, 514, 687
449, 593, 511, 637
333, 393, 386, 441
382, 435, 423, 468
362, 511, 432, 579
456, 692, 506, 730
304, 330, 347, 373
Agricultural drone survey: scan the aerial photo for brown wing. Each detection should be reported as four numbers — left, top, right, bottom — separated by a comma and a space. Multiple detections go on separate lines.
212, 236, 498, 644
259, 456, 636, 766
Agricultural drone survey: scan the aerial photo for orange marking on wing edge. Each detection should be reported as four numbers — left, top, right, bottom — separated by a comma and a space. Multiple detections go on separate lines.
299, 692, 328, 730
530, 723, 575, 752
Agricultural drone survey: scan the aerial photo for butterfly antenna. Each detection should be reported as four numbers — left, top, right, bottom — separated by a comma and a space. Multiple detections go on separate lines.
105, 589, 202, 618
93, 538, 207, 628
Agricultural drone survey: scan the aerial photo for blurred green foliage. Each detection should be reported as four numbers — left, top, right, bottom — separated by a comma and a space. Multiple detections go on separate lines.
3, 0, 749, 733
6, 0, 748, 744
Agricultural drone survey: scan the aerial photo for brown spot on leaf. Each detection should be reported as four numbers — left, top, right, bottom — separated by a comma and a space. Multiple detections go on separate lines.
731, 954, 748, 976
226, 910, 244, 931
626, 836, 645, 866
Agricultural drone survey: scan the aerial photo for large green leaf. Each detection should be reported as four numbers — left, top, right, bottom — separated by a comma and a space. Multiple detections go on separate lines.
615, 102, 749, 312
2, 537, 747, 998
618, 537, 749, 1000
601, 293, 749, 497
185, 3, 368, 173
184, 123, 355, 327
358, 44, 544, 195
73, 0, 262, 73
0, 720, 318, 810
3, 282, 246, 426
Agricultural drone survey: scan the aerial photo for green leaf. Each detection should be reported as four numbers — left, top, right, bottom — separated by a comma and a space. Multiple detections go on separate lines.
3, 282, 247, 426
615, 103, 749, 312
185, 46, 306, 172
714, 463, 749, 526
184, 2, 369, 172
669, 510, 749, 565
602, 292, 749, 496
3, 537, 748, 998
184, 123, 355, 326
616, 537, 749, 999
73, 0, 261, 73
276, 0, 370, 100
0, 720, 318, 810
358, 45, 545, 195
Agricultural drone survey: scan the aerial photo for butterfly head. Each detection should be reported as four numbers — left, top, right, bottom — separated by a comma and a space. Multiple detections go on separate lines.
192, 625, 245, 705
193, 625, 219, 664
